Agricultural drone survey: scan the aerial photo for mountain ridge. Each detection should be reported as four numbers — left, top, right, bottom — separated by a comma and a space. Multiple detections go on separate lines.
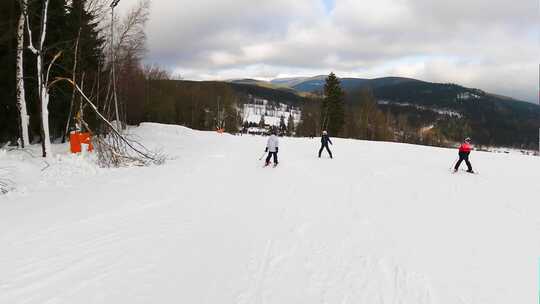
265, 75, 529, 104
231, 76, 540, 148
147, 77, 540, 148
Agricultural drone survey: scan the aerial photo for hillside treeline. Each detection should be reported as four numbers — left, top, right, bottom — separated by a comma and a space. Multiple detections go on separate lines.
372, 81, 540, 149
295, 78, 471, 147
137, 80, 242, 133
135, 76, 472, 149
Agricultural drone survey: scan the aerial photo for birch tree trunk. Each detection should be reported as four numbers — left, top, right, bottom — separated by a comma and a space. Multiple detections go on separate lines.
16, 0, 29, 148
35, 0, 51, 157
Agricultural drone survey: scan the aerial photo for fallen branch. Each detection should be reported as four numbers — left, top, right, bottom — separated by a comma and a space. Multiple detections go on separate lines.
50, 77, 166, 167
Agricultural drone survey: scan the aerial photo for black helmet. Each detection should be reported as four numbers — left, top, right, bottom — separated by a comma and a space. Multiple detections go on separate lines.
464, 137, 471, 143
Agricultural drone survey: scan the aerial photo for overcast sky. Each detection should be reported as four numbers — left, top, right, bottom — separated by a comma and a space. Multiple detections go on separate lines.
118, 0, 539, 103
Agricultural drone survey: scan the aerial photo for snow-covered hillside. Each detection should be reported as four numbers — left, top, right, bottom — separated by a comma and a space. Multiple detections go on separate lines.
1, 123, 538, 304
377, 100, 463, 118
242, 98, 301, 127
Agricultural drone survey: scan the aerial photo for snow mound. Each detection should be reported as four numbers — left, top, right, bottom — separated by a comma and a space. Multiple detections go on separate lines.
0, 146, 101, 195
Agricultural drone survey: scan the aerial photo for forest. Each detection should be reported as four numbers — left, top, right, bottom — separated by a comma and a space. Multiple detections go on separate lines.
0, 0, 160, 159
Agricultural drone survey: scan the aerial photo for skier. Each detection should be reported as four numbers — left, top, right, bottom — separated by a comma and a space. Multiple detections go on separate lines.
454, 137, 474, 173
318, 130, 333, 158
265, 130, 279, 167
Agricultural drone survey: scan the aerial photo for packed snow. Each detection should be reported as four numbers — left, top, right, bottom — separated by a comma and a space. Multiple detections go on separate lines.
1, 122, 539, 304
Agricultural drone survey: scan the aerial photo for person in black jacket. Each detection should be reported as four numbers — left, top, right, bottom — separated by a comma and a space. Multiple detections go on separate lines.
318, 130, 333, 158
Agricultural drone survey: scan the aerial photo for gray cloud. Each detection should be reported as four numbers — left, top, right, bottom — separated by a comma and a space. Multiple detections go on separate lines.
118, 0, 538, 102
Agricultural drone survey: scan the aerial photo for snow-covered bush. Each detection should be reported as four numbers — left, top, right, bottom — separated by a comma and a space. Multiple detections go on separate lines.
0, 167, 14, 194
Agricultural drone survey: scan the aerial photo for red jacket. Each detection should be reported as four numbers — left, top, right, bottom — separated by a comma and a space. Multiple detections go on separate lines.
459, 143, 472, 153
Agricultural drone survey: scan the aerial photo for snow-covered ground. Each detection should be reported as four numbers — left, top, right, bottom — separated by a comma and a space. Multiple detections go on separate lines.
482, 146, 539, 156
243, 98, 301, 127
1, 123, 538, 304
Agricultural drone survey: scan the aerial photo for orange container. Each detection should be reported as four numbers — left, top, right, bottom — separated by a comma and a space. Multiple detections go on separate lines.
70, 132, 94, 153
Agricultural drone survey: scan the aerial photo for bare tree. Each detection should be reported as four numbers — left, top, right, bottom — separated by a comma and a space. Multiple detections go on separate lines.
16, 0, 29, 148
113, 0, 150, 63
86, 0, 111, 26
99, 0, 150, 130
51, 77, 165, 168
26, 0, 52, 157
143, 64, 170, 81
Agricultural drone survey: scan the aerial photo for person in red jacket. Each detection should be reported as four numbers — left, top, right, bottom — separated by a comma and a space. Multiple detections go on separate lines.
454, 137, 474, 173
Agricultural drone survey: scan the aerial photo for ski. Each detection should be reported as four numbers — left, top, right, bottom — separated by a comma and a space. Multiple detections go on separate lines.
451, 169, 479, 175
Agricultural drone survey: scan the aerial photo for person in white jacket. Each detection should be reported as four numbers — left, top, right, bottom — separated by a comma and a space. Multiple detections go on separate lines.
265, 131, 279, 166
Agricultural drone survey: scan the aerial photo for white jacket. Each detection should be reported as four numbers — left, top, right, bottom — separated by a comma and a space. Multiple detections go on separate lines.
266, 135, 279, 152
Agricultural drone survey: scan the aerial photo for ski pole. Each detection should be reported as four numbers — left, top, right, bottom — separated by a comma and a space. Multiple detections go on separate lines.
258, 151, 267, 160
450, 157, 458, 170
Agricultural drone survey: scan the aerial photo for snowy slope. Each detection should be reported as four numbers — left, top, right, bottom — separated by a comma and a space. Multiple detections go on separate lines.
1, 123, 539, 304
242, 99, 301, 127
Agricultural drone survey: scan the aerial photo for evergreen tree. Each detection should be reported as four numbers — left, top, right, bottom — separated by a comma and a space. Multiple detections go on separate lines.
286, 114, 295, 136
67, 0, 104, 74
279, 115, 286, 134
321, 72, 345, 135
59, 0, 105, 139
0, 0, 18, 144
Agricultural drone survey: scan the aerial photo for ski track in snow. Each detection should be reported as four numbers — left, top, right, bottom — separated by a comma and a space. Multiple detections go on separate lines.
1, 123, 539, 304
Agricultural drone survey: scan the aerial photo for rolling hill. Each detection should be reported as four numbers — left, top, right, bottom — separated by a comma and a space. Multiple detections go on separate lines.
144, 77, 540, 149
270, 76, 540, 148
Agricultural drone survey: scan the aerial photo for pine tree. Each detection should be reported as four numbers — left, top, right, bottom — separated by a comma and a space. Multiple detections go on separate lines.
321, 72, 345, 136
0, 0, 20, 145
287, 114, 295, 136
67, 0, 104, 74
279, 115, 286, 135
60, 0, 105, 140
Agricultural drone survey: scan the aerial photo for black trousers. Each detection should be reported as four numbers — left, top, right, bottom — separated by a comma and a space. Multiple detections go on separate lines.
266, 152, 278, 164
455, 152, 472, 171
319, 144, 333, 158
